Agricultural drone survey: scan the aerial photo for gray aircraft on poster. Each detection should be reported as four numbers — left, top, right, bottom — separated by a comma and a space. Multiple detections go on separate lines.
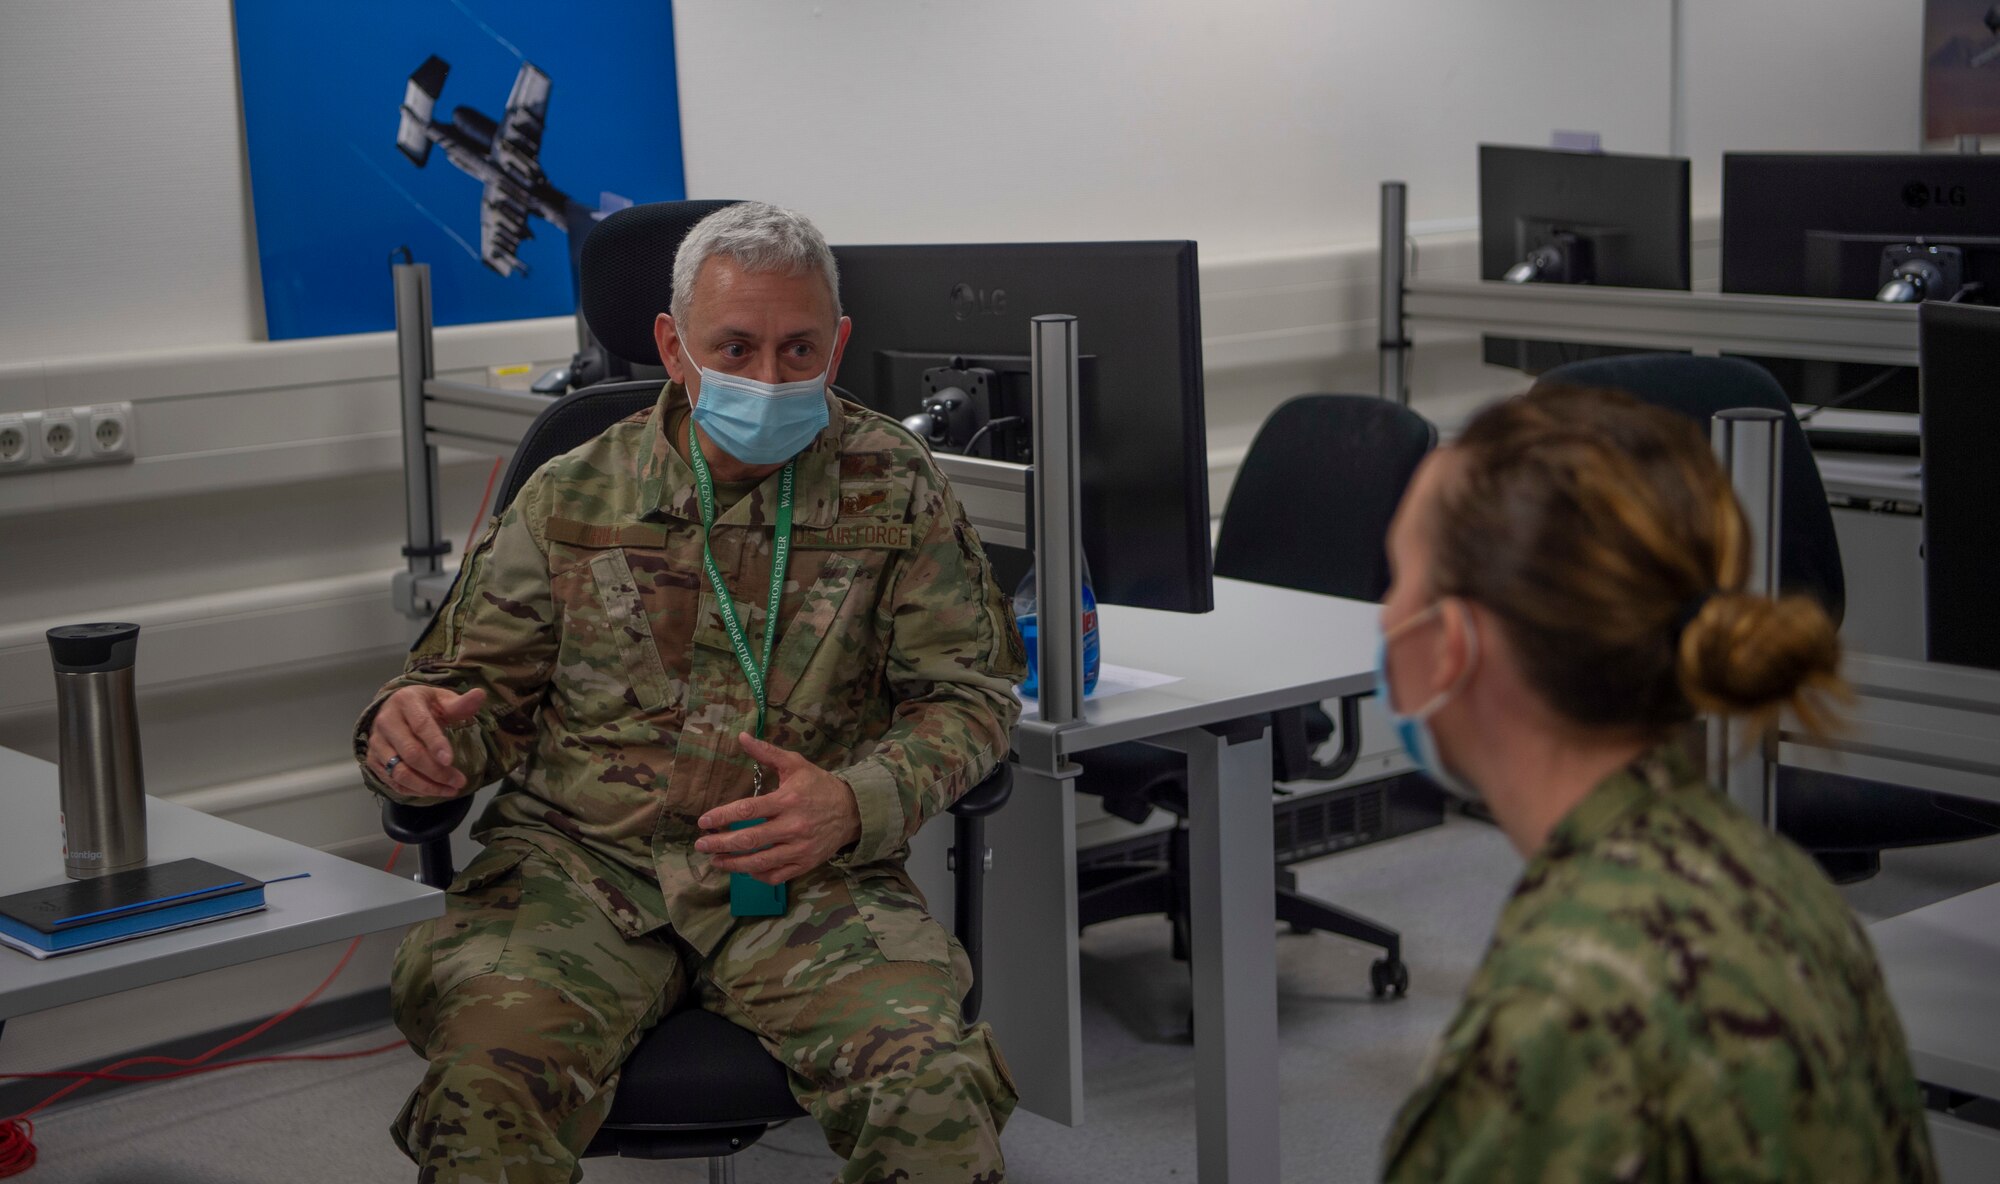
395, 54, 582, 278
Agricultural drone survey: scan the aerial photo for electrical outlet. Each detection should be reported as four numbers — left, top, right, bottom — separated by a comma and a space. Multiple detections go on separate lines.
38, 409, 80, 464
84, 402, 135, 460
0, 412, 32, 470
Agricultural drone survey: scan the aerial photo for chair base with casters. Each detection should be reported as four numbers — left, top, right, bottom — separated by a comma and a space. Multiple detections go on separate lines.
379, 765, 1012, 1181
1075, 701, 1411, 1002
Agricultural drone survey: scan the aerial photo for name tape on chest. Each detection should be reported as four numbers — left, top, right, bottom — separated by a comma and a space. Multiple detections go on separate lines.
544, 517, 911, 551
793, 521, 914, 550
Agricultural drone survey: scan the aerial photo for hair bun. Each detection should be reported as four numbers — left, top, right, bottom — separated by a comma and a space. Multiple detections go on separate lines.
1678, 592, 1843, 730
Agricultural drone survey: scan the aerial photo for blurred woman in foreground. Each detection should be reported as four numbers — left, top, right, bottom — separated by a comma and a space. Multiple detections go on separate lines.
1377, 387, 1936, 1183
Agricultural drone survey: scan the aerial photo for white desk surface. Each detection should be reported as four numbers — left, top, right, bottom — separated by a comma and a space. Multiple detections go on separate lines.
1051, 578, 1382, 754
1869, 882, 2000, 1103
0, 746, 441, 1021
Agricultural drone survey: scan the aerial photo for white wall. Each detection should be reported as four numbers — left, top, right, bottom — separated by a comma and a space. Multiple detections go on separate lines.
0, 0, 1941, 362
0, 0, 1949, 1067
675, 0, 1672, 253
0, 0, 267, 361
1681, 0, 1927, 214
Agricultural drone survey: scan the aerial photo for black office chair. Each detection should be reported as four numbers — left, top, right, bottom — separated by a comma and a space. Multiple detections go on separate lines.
1076, 394, 1437, 1000
381, 199, 1016, 1180
1537, 354, 2000, 881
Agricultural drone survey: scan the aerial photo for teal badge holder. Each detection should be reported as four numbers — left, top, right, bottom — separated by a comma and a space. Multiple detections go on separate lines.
729, 819, 786, 916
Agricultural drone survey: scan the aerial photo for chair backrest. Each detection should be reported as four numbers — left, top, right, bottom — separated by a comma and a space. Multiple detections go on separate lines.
579, 198, 743, 369
496, 381, 663, 511
1212, 394, 1437, 603
493, 199, 746, 509
1534, 353, 1846, 627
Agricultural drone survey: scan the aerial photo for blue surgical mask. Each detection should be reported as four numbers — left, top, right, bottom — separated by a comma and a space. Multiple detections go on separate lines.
1375, 602, 1482, 803
680, 339, 833, 465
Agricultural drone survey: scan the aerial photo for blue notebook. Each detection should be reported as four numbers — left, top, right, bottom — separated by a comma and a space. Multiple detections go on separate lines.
0, 858, 266, 959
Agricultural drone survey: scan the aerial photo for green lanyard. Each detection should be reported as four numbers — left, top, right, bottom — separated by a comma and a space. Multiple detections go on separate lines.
688, 421, 796, 765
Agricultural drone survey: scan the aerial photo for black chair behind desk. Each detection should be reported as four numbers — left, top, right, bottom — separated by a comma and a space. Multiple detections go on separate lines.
1536, 354, 2000, 882
1076, 393, 1436, 1001
381, 199, 1015, 1181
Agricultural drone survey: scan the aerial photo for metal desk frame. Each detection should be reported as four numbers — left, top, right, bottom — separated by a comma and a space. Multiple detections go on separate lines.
1371, 180, 1921, 407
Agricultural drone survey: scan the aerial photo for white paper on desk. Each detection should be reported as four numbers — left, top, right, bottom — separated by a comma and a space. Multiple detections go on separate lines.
1015, 663, 1183, 720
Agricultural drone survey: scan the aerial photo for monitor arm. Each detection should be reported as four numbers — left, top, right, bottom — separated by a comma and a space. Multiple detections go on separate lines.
1502, 232, 1593, 285
1876, 244, 1965, 304
902, 361, 996, 450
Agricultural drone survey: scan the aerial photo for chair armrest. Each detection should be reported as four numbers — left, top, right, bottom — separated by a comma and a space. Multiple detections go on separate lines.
1273, 694, 1368, 783
947, 761, 1011, 1023
380, 795, 476, 889
380, 795, 475, 845
1271, 707, 1319, 782
948, 762, 1012, 818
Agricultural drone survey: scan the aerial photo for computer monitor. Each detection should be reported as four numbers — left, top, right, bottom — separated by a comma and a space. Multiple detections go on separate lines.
1723, 152, 2000, 421
1479, 144, 1692, 375
1919, 300, 2000, 672
830, 241, 1214, 614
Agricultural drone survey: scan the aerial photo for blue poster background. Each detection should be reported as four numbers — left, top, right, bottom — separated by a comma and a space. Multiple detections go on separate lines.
234, 1, 684, 340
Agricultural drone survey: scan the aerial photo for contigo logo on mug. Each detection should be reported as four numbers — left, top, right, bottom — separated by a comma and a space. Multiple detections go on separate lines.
950, 282, 1007, 320
1902, 182, 1970, 210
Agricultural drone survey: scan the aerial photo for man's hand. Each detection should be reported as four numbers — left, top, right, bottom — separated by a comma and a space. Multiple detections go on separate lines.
364, 686, 485, 799
695, 733, 863, 884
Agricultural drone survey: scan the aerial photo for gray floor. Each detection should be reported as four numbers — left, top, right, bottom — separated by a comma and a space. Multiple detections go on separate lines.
20, 814, 2000, 1184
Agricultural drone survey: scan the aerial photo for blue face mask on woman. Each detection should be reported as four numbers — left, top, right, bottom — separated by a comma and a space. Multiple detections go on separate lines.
680, 337, 833, 465
1375, 601, 1482, 803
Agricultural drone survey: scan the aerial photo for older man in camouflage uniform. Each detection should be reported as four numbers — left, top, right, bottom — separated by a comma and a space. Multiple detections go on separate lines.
355, 202, 1024, 1183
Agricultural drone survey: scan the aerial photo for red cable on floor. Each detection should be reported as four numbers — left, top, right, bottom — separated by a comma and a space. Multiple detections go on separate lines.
0, 843, 410, 1177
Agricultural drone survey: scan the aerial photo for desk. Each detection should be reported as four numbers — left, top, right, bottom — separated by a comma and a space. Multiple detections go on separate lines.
1869, 884, 2000, 1178
0, 746, 441, 1025
981, 577, 1381, 1183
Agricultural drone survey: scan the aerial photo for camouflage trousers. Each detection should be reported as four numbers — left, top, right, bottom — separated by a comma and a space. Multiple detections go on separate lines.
389, 841, 1017, 1183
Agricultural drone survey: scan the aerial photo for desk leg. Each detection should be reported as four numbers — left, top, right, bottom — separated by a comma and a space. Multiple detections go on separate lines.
976, 761, 1085, 1126
1156, 724, 1280, 1184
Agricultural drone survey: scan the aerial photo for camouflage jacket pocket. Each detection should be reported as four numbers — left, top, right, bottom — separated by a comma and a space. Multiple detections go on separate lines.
430, 843, 534, 997
448, 841, 532, 894
550, 544, 676, 716
845, 864, 956, 974
767, 552, 868, 708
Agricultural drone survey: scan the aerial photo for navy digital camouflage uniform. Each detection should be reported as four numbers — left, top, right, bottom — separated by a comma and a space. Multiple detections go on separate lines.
1383, 743, 1938, 1184
356, 381, 1026, 1183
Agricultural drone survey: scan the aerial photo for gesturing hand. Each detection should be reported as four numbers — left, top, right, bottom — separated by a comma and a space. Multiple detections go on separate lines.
365, 686, 485, 799
695, 733, 863, 884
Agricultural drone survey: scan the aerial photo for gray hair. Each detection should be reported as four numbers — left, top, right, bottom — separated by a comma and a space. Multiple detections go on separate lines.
669, 201, 842, 328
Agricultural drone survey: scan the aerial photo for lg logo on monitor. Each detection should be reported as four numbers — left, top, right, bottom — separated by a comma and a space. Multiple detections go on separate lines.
1903, 182, 1970, 210
950, 282, 1008, 320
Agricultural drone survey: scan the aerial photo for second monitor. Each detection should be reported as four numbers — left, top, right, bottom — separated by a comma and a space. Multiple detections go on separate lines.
831, 241, 1214, 615
1479, 143, 1692, 375
1724, 152, 2000, 424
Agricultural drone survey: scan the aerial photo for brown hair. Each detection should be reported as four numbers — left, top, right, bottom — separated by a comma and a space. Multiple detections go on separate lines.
1430, 385, 1845, 738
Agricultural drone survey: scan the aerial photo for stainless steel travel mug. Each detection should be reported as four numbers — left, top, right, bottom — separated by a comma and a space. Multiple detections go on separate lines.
47, 623, 148, 878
